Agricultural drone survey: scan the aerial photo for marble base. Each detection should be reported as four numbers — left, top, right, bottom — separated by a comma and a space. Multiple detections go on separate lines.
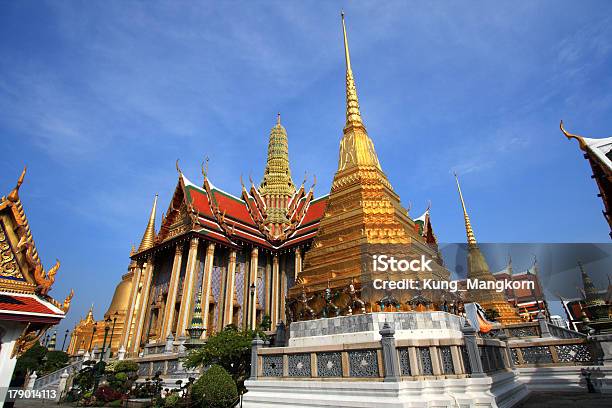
243, 370, 529, 408
289, 312, 465, 347
517, 365, 612, 394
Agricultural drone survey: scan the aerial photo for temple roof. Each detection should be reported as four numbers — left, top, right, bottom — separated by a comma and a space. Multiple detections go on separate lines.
561, 121, 612, 237
0, 292, 65, 324
0, 167, 71, 316
145, 171, 327, 254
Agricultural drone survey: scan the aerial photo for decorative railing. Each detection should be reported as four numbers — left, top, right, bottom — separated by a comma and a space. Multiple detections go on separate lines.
252, 333, 512, 381
34, 359, 82, 390
509, 338, 600, 367
546, 323, 586, 339
492, 322, 541, 339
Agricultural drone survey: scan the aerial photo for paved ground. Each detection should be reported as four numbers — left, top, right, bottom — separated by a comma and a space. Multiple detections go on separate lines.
9, 391, 611, 407
518, 391, 611, 408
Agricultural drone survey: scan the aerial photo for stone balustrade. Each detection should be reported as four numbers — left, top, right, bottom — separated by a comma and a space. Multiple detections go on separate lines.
509, 338, 601, 367
253, 331, 512, 381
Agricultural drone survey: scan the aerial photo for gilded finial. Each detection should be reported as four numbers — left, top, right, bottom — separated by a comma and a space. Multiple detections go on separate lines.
7, 166, 27, 203
175, 159, 182, 175
454, 173, 477, 246
277, 112, 281, 126
201, 156, 209, 179
137, 194, 158, 253
341, 11, 363, 129
560, 120, 587, 150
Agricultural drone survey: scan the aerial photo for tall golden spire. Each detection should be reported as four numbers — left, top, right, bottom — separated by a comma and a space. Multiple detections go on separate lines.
137, 194, 158, 253
259, 114, 295, 199
341, 11, 363, 130
337, 12, 381, 171
454, 173, 477, 246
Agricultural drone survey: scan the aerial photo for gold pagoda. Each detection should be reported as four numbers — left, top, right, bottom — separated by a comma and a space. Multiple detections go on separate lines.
454, 174, 522, 324
286, 13, 449, 315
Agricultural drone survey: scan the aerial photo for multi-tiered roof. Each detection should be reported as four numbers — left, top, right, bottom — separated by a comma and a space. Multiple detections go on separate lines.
131, 120, 329, 259
0, 167, 69, 356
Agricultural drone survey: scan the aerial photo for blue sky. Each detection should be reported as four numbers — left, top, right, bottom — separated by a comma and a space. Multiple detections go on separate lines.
1, 1, 611, 339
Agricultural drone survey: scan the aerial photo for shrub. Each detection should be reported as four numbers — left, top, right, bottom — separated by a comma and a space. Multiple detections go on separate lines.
94, 385, 122, 403
191, 365, 237, 408
106, 360, 139, 374
183, 326, 266, 391
115, 372, 128, 382
164, 393, 180, 407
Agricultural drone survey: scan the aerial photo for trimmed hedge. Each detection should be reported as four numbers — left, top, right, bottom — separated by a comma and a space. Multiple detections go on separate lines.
191, 365, 237, 408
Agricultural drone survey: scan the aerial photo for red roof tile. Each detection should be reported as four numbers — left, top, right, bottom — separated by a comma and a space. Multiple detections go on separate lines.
212, 190, 256, 226
186, 187, 214, 217
0, 293, 64, 318
300, 197, 328, 226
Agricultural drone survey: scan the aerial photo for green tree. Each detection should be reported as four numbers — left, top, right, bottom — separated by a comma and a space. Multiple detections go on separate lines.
13, 342, 70, 383
44, 350, 70, 373
13, 342, 47, 382
183, 325, 265, 392
191, 365, 237, 408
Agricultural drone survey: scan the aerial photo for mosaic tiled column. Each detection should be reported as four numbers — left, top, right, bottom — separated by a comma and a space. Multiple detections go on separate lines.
249, 247, 259, 330
271, 255, 279, 327
131, 256, 155, 353
160, 244, 183, 340
222, 250, 237, 327
279, 255, 287, 323
294, 248, 302, 282
119, 265, 142, 350
175, 237, 200, 338
200, 242, 216, 338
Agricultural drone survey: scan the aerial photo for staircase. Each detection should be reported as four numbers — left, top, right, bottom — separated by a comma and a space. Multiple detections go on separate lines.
33, 359, 82, 391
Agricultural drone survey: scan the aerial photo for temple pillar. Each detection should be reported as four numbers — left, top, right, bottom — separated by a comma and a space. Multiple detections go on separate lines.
249, 247, 259, 330
279, 255, 287, 324
130, 256, 154, 353
176, 237, 200, 338
200, 242, 216, 338
160, 244, 184, 340
271, 255, 279, 327
223, 250, 238, 327
294, 248, 302, 280
119, 265, 142, 351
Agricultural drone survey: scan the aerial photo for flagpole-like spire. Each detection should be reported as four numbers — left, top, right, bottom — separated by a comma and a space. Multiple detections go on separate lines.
454, 173, 477, 246
341, 11, 364, 130
137, 194, 158, 253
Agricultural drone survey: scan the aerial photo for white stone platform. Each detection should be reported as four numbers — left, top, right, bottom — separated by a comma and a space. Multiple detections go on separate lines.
289, 312, 465, 347
243, 370, 529, 408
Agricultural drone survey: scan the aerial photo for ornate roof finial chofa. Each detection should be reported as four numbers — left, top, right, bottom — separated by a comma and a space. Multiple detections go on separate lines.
560, 120, 587, 150
341, 11, 364, 130
454, 173, 477, 246
201, 156, 209, 179
137, 194, 158, 253
7, 166, 27, 203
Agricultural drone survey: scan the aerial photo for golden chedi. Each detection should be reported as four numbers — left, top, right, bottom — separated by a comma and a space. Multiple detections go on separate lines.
287, 13, 449, 315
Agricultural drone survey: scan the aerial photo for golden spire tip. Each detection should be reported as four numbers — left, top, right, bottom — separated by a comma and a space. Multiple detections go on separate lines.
7, 166, 27, 202
277, 112, 281, 126
454, 173, 477, 246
